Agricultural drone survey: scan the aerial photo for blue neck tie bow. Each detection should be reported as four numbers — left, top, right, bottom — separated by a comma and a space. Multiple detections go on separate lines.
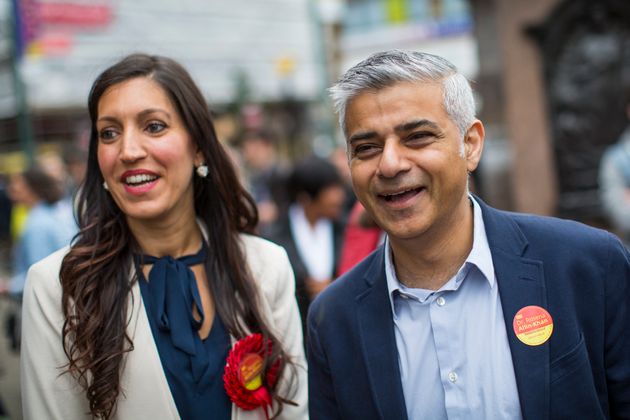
139, 244, 208, 357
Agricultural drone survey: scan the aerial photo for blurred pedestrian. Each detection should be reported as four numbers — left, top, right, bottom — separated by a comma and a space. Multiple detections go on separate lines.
0, 178, 9, 414
600, 103, 630, 248
308, 49, 630, 420
0, 175, 12, 271
20, 53, 306, 420
5, 166, 76, 297
239, 129, 287, 235
265, 155, 346, 334
62, 144, 88, 198
336, 201, 383, 276
0, 398, 6, 420
37, 150, 80, 230
36, 152, 67, 186
328, 146, 357, 222
0, 176, 11, 246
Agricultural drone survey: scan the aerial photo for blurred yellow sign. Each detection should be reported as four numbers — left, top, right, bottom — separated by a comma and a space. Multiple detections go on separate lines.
385, 0, 408, 23
0, 152, 28, 175
275, 56, 296, 77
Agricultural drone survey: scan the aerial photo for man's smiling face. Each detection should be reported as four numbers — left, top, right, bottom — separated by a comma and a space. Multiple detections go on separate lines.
345, 80, 482, 242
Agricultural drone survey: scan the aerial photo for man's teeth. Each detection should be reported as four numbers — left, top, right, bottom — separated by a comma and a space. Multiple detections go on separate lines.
382, 187, 423, 201
388, 188, 415, 197
125, 174, 157, 185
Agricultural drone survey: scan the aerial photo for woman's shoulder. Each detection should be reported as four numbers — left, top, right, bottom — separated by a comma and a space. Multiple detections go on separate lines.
238, 233, 293, 287
239, 233, 289, 262
25, 246, 70, 296
29, 246, 69, 272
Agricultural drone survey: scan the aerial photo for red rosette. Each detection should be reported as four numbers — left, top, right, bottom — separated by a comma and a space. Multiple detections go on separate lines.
223, 333, 281, 418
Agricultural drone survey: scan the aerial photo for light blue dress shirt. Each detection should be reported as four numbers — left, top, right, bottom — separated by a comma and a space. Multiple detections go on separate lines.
385, 197, 522, 420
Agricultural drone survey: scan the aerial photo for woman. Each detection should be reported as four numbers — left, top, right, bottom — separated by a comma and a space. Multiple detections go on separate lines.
20, 54, 306, 420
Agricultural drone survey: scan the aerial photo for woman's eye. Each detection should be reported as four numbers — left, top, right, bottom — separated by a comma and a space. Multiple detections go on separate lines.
98, 128, 117, 141
146, 121, 166, 134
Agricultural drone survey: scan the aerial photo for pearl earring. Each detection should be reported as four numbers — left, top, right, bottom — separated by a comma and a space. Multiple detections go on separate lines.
196, 164, 209, 178
103, 181, 109, 191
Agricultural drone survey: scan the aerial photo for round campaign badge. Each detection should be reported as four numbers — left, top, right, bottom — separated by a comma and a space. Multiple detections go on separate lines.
238, 353, 264, 391
512, 305, 554, 346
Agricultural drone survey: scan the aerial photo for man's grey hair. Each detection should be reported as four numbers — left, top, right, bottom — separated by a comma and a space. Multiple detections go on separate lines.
329, 50, 476, 137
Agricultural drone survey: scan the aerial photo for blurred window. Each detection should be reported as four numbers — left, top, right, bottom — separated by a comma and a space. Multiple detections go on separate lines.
344, 0, 472, 34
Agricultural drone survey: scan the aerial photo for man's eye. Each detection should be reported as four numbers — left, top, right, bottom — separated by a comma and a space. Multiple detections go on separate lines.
146, 121, 166, 134
408, 131, 432, 142
352, 144, 380, 158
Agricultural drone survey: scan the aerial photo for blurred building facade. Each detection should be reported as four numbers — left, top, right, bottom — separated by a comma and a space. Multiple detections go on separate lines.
2, 0, 630, 225
0, 0, 330, 170
333, 0, 518, 210
336, 0, 630, 225
470, 0, 630, 224
340, 0, 476, 77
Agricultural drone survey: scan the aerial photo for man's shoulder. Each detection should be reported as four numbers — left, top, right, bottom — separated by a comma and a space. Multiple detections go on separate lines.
483, 204, 619, 259
503, 209, 608, 241
482, 201, 609, 241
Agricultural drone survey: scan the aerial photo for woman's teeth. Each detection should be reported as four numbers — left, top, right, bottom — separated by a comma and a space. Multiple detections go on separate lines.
125, 174, 157, 185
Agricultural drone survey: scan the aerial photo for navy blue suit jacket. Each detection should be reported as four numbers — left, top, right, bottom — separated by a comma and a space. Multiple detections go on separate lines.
307, 200, 630, 420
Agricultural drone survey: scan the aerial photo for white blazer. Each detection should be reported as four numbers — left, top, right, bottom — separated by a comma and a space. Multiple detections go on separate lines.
21, 233, 308, 420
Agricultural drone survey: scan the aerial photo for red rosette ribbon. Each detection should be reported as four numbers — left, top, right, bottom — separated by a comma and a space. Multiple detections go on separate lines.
223, 333, 281, 419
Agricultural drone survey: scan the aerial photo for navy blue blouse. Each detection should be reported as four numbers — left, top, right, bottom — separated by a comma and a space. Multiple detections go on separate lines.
136, 245, 232, 420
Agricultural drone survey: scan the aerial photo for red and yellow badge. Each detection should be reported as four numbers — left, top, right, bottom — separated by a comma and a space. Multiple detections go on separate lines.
224, 333, 281, 418
513, 305, 554, 346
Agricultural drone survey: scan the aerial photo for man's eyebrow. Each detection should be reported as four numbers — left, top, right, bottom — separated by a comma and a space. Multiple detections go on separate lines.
348, 131, 378, 144
395, 119, 440, 132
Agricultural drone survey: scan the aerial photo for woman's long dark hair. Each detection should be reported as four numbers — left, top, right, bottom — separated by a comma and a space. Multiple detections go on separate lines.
60, 54, 296, 419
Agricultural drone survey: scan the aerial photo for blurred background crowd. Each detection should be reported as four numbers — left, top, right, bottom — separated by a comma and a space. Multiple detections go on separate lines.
1, 0, 630, 418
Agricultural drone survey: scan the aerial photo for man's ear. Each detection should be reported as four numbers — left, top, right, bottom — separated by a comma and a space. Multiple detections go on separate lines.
464, 119, 484, 172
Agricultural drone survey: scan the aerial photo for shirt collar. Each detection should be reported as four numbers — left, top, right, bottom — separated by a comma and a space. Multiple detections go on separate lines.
385, 195, 496, 316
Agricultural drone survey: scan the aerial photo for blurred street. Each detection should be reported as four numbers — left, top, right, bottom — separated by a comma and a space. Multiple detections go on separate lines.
0, 0, 628, 417
0, 297, 21, 420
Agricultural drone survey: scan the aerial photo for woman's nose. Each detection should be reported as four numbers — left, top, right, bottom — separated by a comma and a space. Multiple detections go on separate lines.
120, 131, 147, 163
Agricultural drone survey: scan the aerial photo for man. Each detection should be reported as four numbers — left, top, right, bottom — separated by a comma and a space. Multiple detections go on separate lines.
307, 50, 630, 420
266, 155, 347, 334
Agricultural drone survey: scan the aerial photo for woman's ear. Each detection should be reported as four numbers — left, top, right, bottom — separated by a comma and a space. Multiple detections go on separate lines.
194, 149, 205, 168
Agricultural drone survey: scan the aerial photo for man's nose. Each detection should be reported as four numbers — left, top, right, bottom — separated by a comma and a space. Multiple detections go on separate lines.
376, 139, 411, 178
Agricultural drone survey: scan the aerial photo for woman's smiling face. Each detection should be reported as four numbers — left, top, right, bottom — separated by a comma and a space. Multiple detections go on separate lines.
96, 76, 203, 225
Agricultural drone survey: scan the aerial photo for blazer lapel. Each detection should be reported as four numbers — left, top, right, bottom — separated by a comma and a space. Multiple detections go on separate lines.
480, 200, 550, 420
356, 248, 408, 420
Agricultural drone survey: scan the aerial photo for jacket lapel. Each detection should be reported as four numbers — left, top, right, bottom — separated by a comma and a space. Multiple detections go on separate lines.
480, 200, 549, 420
356, 248, 408, 420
